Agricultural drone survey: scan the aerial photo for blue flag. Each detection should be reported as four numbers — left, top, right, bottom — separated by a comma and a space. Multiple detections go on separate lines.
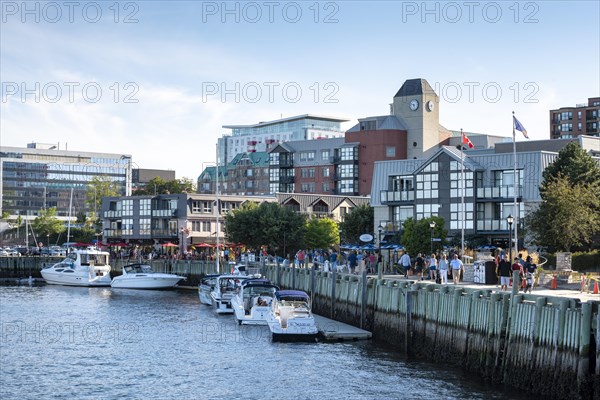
513, 116, 528, 139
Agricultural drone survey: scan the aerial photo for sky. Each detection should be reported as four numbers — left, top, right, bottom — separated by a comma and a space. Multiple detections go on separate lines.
1, 1, 599, 179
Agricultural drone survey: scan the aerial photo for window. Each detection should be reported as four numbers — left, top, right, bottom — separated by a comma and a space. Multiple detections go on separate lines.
323, 182, 329, 192
246, 169, 253, 177
450, 172, 473, 198
122, 200, 133, 216
450, 203, 474, 230
299, 151, 315, 162
321, 150, 330, 160
301, 183, 315, 192
392, 206, 413, 225
322, 167, 330, 177
416, 204, 440, 220
140, 199, 151, 215
386, 146, 396, 157
122, 218, 133, 236
139, 218, 151, 235
340, 147, 357, 161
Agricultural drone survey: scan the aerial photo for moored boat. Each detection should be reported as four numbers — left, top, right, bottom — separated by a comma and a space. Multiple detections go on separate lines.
266, 290, 318, 341
231, 279, 279, 325
41, 248, 111, 287
111, 264, 185, 289
210, 274, 252, 314
198, 274, 220, 305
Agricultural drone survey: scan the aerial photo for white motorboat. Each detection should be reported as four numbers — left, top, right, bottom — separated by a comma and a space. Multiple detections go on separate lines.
111, 264, 186, 289
266, 290, 319, 341
231, 279, 279, 325
198, 274, 220, 305
41, 248, 111, 287
210, 274, 252, 314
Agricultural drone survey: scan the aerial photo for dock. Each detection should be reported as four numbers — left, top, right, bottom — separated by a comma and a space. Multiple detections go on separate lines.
314, 314, 372, 341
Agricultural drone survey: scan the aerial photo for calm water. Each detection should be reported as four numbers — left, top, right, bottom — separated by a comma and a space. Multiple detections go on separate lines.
0, 286, 532, 400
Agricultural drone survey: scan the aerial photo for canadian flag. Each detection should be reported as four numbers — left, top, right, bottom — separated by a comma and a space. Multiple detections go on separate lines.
462, 132, 474, 149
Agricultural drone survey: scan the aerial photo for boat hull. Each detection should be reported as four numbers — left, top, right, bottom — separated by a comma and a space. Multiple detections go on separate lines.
41, 270, 111, 287
198, 286, 213, 305
111, 274, 184, 289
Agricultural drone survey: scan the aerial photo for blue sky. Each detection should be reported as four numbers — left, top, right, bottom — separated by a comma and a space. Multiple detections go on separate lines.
1, 1, 599, 179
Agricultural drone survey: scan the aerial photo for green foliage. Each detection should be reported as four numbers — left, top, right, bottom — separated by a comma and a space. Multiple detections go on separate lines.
86, 176, 121, 215
133, 176, 195, 195
225, 202, 306, 256
338, 204, 373, 244
401, 216, 447, 256
304, 218, 339, 250
527, 175, 600, 252
1, 210, 10, 220
541, 142, 600, 197
31, 207, 66, 238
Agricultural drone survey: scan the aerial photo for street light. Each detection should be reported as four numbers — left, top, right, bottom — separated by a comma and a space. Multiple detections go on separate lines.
377, 225, 383, 279
46, 233, 50, 248
429, 221, 436, 255
506, 214, 514, 261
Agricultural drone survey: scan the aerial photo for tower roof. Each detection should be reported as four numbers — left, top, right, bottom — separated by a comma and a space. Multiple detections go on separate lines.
394, 79, 436, 98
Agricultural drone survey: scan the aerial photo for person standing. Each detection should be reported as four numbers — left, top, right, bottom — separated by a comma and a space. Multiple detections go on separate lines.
415, 253, 425, 280
400, 251, 411, 278
450, 254, 464, 285
511, 257, 524, 290
428, 254, 438, 281
348, 251, 358, 274
438, 254, 449, 284
497, 254, 512, 291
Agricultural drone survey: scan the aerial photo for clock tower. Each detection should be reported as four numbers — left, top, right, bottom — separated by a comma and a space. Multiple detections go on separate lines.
392, 79, 440, 159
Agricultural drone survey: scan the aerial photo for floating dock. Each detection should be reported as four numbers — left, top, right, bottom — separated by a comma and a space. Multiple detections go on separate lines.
314, 314, 372, 341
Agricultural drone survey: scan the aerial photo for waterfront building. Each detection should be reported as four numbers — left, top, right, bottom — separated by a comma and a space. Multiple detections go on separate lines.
218, 114, 348, 164
0, 142, 132, 220
197, 152, 270, 196
132, 168, 176, 193
372, 135, 600, 247
549, 97, 600, 139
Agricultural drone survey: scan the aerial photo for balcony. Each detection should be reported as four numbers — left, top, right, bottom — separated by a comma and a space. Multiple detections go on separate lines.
476, 185, 522, 200
152, 229, 178, 237
278, 159, 294, 168
329, 155, 341, 164
380, 221, 402, 232
477, 219, 511, 232
103, 229, 122, 237
279, 176, 294, 184
152, 209, 177, 217
380, 190, 414, 204
103, 210, 122, 218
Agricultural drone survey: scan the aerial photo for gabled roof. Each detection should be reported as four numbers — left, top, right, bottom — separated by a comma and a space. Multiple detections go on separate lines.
277, 193, 370, 211
394, 78, 436, 98
413, 146, 484, 175
229, 151, 270, 167
346, 115, 408, 132
268, 143, 295, 153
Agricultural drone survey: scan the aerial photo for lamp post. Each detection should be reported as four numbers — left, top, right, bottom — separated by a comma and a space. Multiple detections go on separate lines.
507, 214, 514, 261
46, 233, 50, 248
377, 225, 383, 279
429, 221, 436, 255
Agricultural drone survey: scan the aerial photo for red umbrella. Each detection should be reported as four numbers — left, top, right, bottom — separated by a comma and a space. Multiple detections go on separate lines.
73, 242, 92, 247
161, 242, 178, 247
197, 243, 212, 248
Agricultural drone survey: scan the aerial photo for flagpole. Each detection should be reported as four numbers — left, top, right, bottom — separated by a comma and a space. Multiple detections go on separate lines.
215, 143, 220, 274
511, 112, 518, 261
460, 128, 465, 262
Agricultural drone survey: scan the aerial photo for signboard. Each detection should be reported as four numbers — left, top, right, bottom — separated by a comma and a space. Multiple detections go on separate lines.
432, 238, 442, 242
359, 234, 374, 242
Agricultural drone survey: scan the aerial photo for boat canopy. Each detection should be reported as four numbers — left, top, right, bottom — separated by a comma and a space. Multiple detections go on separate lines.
244, 283, 279, 291
275, 290, 310, 301
242, 278, 271, 286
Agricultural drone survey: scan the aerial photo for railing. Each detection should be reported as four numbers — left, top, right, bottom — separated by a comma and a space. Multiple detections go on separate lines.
279, 176, 294, 184
152, 209, 176, 217
476, 185, 522, 199
151, 229, 178, 237
103, 229, 122, 237
278, 159, 294, 168
380, 190, 414, 203
103, 210, 122, 218
476, 219, 511, 231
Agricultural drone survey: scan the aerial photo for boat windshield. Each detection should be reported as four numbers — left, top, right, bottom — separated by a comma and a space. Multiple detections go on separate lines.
80, 254, 109, 265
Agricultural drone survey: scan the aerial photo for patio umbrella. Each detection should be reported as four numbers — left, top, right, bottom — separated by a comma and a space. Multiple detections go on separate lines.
161, 242, 178, 247
197, 243, 212, 248
73, 242, 92, 247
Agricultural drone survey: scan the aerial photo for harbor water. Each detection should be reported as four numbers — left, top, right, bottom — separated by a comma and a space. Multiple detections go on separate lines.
1, 286, 535, 399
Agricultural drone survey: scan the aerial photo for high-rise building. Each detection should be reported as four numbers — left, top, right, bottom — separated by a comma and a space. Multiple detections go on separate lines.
0, 143, 132, 219
550, 97, 600, 139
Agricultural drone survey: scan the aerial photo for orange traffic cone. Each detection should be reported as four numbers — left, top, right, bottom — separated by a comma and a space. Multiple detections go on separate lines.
550, 275, 558, 290
593, 281, 599, 295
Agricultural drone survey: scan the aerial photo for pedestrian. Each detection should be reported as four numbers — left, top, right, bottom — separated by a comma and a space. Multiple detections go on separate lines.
329, 250, 338, 271
400, 251, 411, 278
428, 254, 437, 281
438, 254, 449, 284
450, 254, 464, 285
297, 250, 306, 268
511, 257, 524, 290
348, 251, 358, 274
497, 254, 512, 291
415, 253, 425, 280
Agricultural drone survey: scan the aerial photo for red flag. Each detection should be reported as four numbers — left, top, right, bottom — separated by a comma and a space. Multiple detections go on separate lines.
462, 132, 474, 149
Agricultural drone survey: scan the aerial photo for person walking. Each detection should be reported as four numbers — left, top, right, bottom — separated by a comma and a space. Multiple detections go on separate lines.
348, 251, 358, 274
511, 257, 524, 290
438, 254, 449, 284
428, 254, 438, 281
415, 253, 425, 280
400, 251, 411, 278
450, 254, 464, 285
497, 254, 512, 291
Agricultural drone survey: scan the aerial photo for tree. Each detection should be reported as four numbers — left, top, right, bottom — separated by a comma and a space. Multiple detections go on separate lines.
1, 210, 10, 220
527, 175, 600, 252
338, 204, 373, 244
401, 216, 447, 256
541, 142, 600, 196
31, 207, 66, 238
133, 177, 196, 195
225, 202, 306, 256
304, 218, 339, 250
86, 176, 121, 216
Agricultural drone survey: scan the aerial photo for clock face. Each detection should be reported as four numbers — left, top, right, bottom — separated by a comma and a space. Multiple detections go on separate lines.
409, 99, 419, 111
426, 100, 435, 112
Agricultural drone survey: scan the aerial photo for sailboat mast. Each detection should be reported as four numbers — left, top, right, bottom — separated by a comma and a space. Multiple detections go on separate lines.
67, 187, 73, 243
215, 143, 220, 274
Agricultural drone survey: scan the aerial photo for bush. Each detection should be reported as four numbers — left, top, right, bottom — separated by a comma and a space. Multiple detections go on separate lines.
543, 251, 600, 271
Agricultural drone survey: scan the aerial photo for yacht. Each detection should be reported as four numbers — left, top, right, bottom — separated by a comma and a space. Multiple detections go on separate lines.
266, 290, 319, 341
210, 274, 252, 314
111, 264, 186, 289
198, 274, 220, 305
41, 248, 111, 287
231, 279, 279, 325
